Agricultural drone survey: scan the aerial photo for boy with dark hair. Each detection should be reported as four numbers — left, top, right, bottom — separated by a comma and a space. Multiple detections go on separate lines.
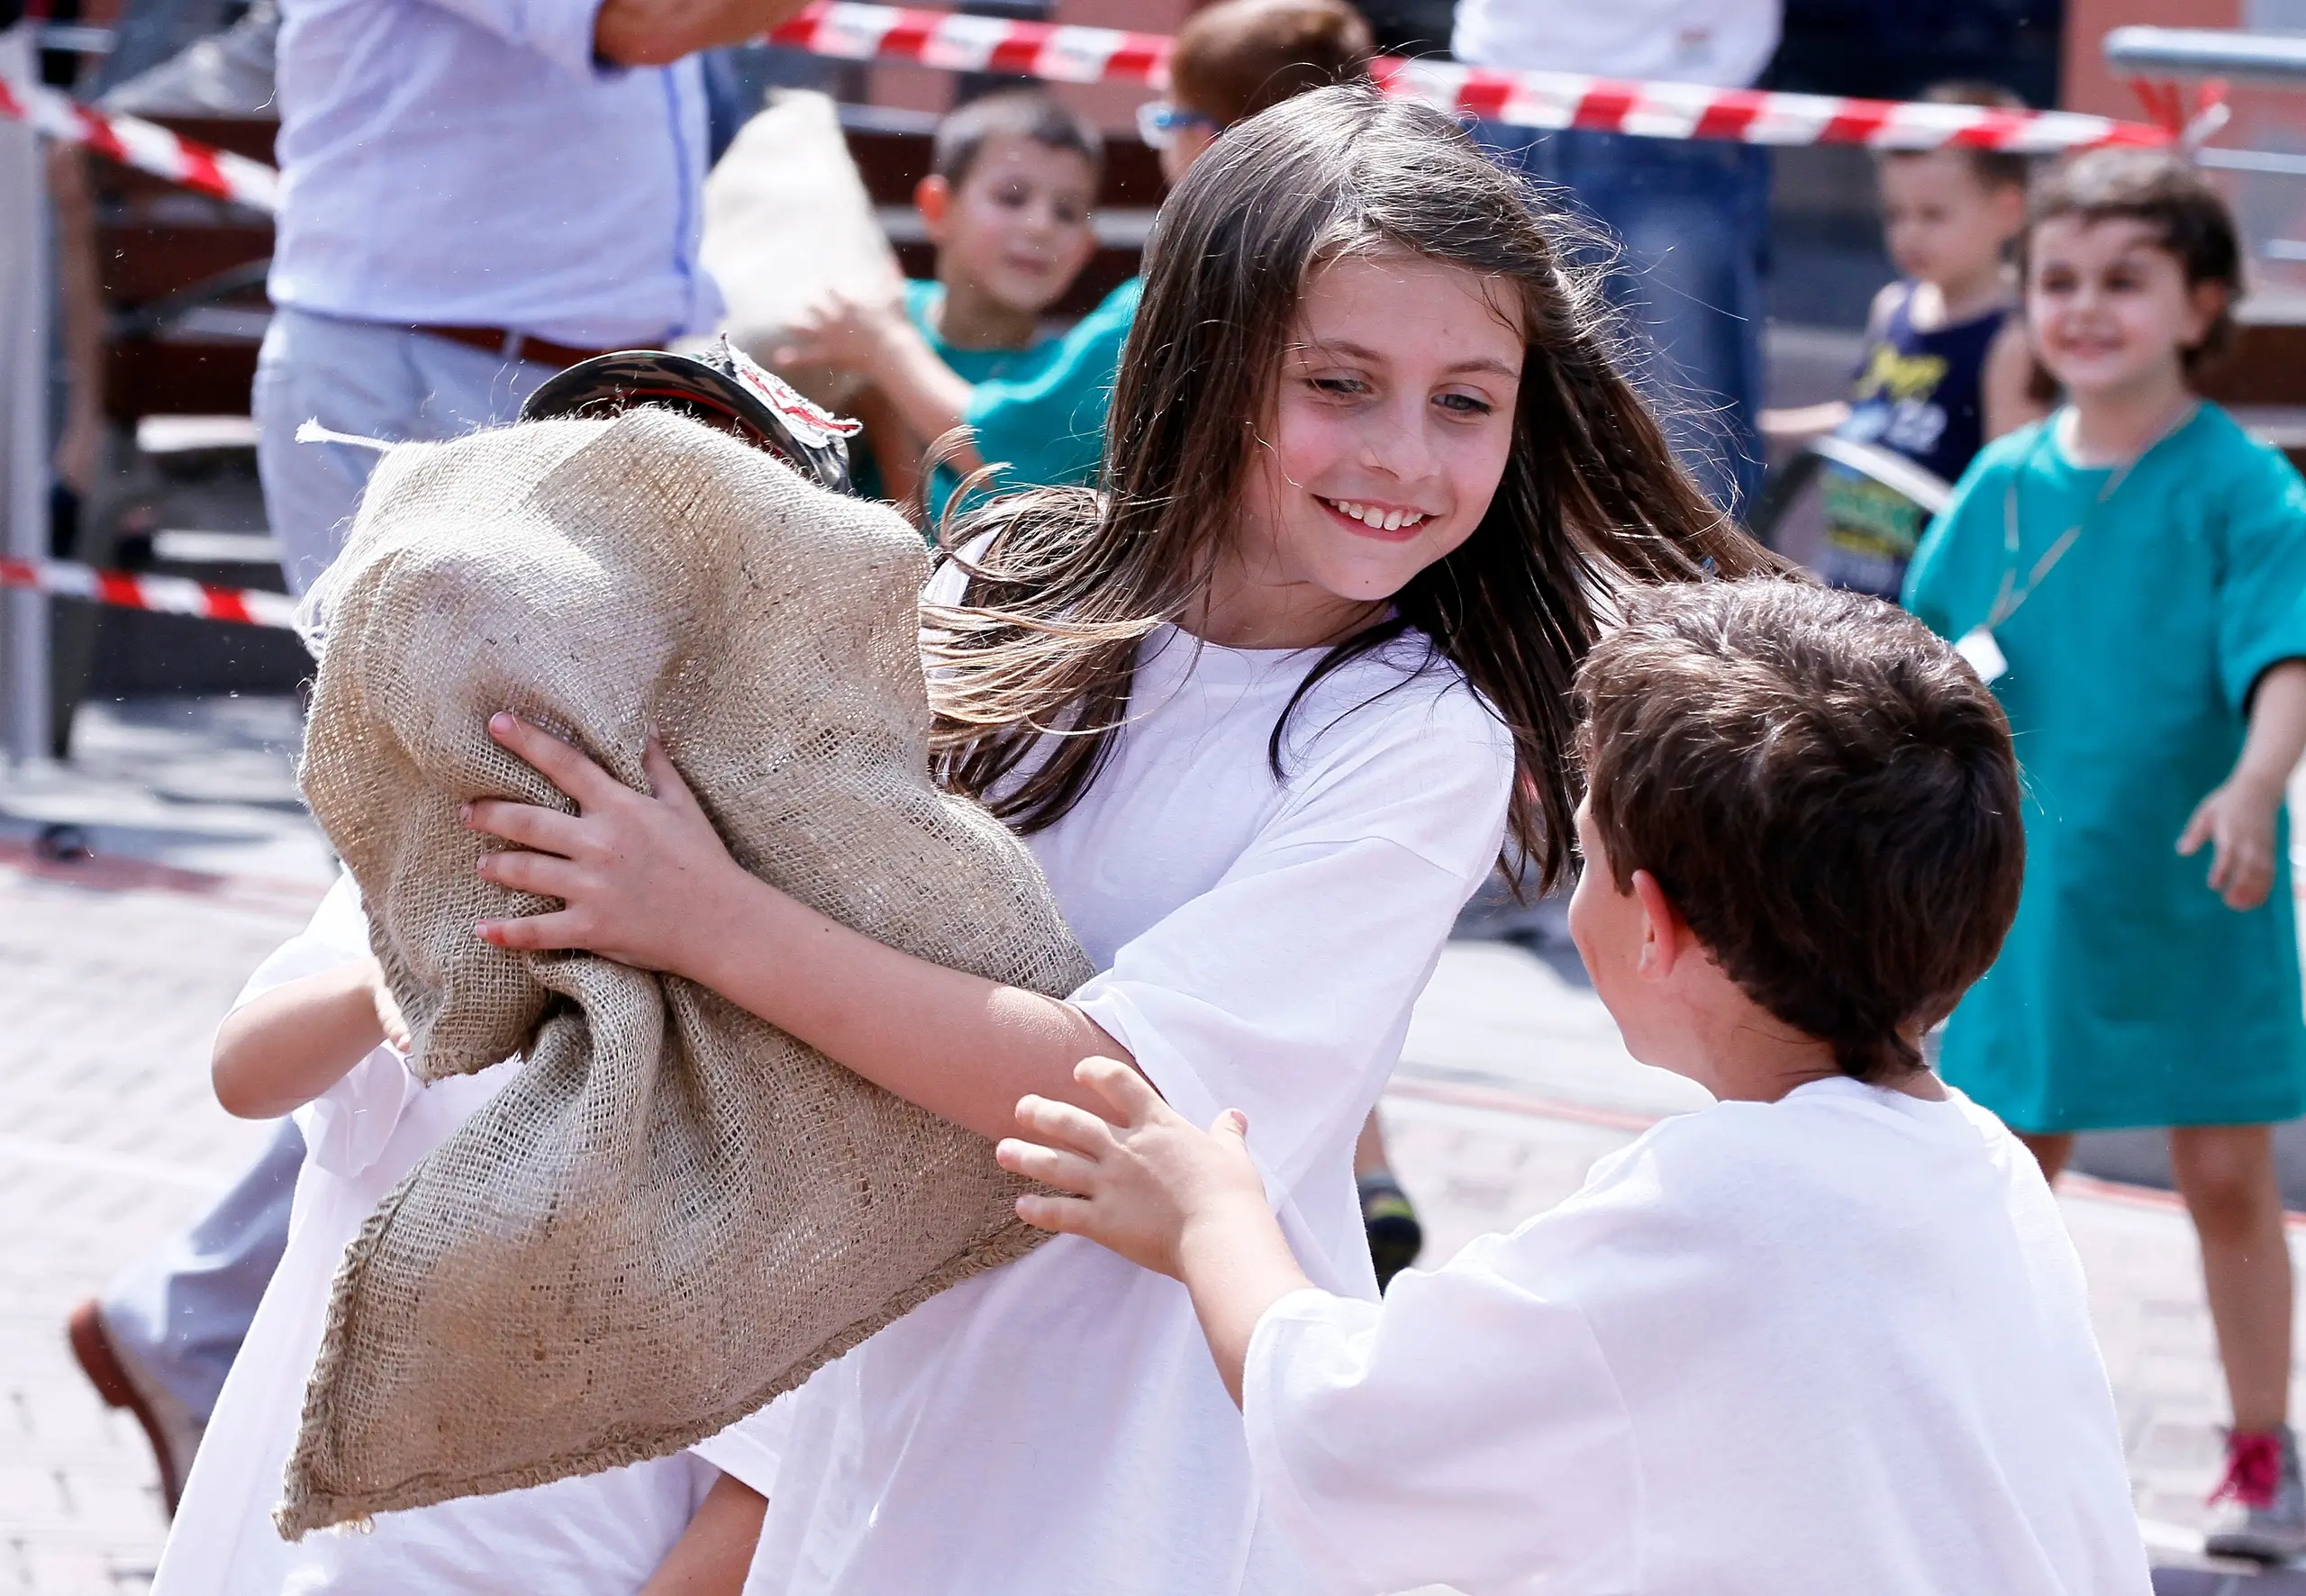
997, 579, 2152, 1594
931, 86, 1104, 187
1140, 0, 1374, 173
841, 88, 1103, 502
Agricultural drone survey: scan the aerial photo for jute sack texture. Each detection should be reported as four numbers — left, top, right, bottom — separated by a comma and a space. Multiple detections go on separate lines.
281, 407, 1089, 1537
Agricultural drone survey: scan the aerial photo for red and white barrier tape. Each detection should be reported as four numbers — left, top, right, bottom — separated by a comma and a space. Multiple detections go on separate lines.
0, 75, 278, 212
0, 557, 301, 630
1374, 59, 2170, 151
767, 1, 2171, 153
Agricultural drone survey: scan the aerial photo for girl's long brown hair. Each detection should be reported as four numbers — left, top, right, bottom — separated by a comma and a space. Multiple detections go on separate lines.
926, 86, 1784, 890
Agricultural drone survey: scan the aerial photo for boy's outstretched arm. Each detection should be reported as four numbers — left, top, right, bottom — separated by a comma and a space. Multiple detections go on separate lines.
996, 1057, 1317, 1405
211, 958, 410, 1120
774, 292, 983, 472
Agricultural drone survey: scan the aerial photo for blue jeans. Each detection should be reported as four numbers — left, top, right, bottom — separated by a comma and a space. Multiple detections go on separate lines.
1475, 125, 1770, 517
253, 306, 558, 594
100, 1118, 304, 1422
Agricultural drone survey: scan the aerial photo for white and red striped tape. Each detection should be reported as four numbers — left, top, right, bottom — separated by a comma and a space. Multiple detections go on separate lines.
0, 556, 301, 630
0, 4, 2165, 225
766, 1, 2171, 153
1372, 58, 2170, 151
0, 74, 278, 212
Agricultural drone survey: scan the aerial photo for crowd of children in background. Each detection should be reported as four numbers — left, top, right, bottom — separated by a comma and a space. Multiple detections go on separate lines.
83, 0, 2306, 1583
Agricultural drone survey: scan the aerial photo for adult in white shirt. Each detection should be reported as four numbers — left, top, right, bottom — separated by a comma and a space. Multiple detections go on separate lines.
257, 0, 813, 596
1455, 0, 1781, 518
68, 20, 814, 1486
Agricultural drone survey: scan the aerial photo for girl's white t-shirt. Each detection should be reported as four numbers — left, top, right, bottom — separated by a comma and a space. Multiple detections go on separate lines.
1244, 1077, 2154, 1596
742, 616, 1519, 1596
152, 875, 784, 1596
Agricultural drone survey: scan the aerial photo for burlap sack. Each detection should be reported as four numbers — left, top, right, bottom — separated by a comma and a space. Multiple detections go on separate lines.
280, 406, 1090, 1537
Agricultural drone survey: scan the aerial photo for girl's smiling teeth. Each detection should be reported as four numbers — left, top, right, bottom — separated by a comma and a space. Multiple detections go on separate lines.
1320, 496, 1428, 531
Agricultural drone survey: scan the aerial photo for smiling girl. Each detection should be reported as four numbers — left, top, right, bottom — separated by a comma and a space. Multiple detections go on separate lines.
467, 86, 1771, 1594
1905, 150, 2306, 1563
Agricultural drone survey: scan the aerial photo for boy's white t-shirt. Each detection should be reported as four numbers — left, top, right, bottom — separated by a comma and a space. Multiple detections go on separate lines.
742, 618, 1518, 1595
153, 875, 785, 1596
1243, 1076, 2153, 1596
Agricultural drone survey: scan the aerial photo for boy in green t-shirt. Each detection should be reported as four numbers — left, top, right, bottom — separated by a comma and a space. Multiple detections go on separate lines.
785, 90, 1103, 506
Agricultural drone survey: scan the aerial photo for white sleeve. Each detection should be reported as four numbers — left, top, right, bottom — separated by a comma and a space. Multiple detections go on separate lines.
690, 1395, 794, 1497
1070, 687, 1513, 1196
230, 871, 420, 1178
226, 869, 373, 1008
1242, 1236, 1643, 1596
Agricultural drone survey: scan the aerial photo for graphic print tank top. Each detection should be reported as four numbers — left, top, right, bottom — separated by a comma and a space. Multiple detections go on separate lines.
1820, 284, 2007, 599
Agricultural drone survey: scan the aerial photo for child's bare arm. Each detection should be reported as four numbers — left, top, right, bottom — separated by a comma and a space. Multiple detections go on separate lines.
466, 720, 1131, 1140
212, 959, 410, 1120
638, 1472, 767, 1596
1759, 282, 1902, 442
775, 293, 982, 472
2179, 658, 2306, 910
996, 1058, 1316, 1406
1757, 401, 1850, 441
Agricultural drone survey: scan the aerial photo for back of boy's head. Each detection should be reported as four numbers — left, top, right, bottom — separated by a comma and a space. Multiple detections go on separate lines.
1878, 80, 2033, 193
1576, 580, 2025, 1085
1169, 0, 1373, 128
932, 89, 1105, 191
2024, 147, 2242, 369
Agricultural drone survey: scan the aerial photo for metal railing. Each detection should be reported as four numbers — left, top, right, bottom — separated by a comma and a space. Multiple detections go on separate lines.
2105, 26, 2306, 87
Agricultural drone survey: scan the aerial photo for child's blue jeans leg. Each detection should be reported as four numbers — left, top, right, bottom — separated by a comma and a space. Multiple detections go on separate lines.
99, 1116, 304, 1422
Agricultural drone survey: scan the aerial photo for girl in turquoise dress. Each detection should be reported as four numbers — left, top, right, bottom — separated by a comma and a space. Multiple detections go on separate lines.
1905, 150, 2306, 1561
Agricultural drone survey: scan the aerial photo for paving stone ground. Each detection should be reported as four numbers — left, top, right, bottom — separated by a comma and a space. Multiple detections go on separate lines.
5, 695, 2303, 1591
1, 860, 318, 1593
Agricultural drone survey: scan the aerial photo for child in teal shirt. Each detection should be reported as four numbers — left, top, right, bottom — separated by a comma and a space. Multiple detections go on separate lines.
1904, 150, 2306, 1562
806, 91, 1103, 507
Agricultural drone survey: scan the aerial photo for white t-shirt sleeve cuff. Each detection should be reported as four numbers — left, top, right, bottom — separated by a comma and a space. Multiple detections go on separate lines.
691, 1395, 795, 1497
295, 1044, 423, 1178
417, 0, 617, 79
1069, 978, 1222, 1135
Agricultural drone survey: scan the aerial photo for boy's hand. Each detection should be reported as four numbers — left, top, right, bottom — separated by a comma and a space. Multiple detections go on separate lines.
774, 288, 910, 378
463, 713, 751, 975
363, 957, 413, 1053
2179, 774, 2284, 911
997, 1057, 1269, 1282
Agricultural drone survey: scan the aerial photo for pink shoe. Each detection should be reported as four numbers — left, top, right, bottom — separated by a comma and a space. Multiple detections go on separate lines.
2205, 1427, 2306, 1563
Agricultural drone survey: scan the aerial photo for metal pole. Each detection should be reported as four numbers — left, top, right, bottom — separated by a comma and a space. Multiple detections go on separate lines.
2105, 26, 2306, 87
0, 21, 51, 766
